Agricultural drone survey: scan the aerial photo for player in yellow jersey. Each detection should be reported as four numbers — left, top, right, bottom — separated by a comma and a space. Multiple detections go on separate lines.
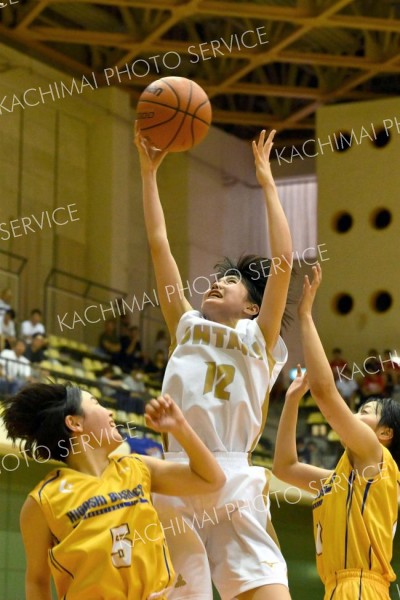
273, 264, 400, 599
1, 383, 225, 600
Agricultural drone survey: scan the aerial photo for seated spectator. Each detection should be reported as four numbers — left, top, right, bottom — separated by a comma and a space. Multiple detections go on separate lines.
296, 437, 311, 464
98, 365, 127, 397
0, 339, 32, 394
20, 309, 46, 343
335, 366, 359, 411
0, 288, 13, 317
0, 308, 16, 349
98, 319, 121, 363
306, 440, 323, 467
24, 333, 46, 364
123, 368, 147, 394
359, 358, 386, 400
153, 329, 169, 359
144, 350, 167, 383
365, 349, 380, 373
382, 349, 400, 397
98, 366, 144, 420
329, 347, 347, 379
119, 325, 143, 372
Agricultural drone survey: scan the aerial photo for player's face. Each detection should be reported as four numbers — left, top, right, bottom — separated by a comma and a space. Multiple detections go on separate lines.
80, 391, 124, 448
201, 276, 256, 322
355, 400, 381, 430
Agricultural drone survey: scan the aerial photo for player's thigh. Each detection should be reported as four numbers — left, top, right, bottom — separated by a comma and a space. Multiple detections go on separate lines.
236, 584, 291, 600
163, 518, 213, 599
207, 508, 288, 600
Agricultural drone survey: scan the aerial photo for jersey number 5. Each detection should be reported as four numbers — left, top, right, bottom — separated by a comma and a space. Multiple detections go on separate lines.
111, 524, 132, 568
203, 362, 235, 401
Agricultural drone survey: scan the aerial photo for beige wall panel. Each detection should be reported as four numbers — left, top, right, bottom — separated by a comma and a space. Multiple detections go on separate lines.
317, 98, 399, 364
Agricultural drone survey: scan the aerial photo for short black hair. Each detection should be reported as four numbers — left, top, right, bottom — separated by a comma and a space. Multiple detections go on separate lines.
5, 309, 15, 319
376, 397, 400, 469
360, 397, 400, 469
30, 308, 42, 316
1, 383, 82, 463
213, 254, 293, 328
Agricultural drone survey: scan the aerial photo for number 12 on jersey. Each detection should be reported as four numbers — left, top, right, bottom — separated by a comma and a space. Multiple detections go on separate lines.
203, 362, 235, 401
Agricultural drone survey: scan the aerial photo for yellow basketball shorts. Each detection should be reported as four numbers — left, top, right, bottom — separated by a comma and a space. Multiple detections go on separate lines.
325, 569, 390, 600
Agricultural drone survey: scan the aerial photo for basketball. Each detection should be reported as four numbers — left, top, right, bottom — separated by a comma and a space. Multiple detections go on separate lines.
136, 76, 212, 152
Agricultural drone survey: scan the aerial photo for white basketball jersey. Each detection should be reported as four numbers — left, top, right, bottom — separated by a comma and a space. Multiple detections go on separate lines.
162, 310, 287, 453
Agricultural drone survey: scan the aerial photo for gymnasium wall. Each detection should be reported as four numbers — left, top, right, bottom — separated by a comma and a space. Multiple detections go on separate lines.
316, 98, 399, 364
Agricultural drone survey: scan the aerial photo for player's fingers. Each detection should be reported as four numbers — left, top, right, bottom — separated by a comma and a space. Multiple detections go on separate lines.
148, 398, 162, 412
296, 364, 302, 377
156, 395, 169, 410
258, 129, 266, 149
266, 129, 276, 145
144, 414, 158, 430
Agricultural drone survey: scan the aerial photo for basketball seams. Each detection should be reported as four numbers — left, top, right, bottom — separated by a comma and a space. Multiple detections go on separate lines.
163, 79, 192, 151
190, 98, 211, 147
136, 76, 211, 151
137, 99, 211, 127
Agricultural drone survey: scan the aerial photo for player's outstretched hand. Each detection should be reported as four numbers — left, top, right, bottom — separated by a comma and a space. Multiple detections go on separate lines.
145, 394, 185, 435
252, 129, 276, 188
298, 263, 322, 318
134, 121, 168, 174
286, 364, 309, 402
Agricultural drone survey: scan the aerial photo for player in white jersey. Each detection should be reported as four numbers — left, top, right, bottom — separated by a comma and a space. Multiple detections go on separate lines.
136, 127, 292, 600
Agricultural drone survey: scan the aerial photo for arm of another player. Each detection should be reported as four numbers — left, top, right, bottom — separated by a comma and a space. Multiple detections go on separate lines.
299, 264, 382, 467
20, 496, 53, 600
142, 395, 226, 495
252, 130, 293, 353
134, 124, 192, 338
273, 366, 332, 492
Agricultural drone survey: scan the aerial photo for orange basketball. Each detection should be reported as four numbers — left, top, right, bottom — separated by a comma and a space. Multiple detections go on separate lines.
136, 76, 212, 152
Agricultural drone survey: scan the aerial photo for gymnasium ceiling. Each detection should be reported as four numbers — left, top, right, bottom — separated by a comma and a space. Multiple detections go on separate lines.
0, 0, 400, 151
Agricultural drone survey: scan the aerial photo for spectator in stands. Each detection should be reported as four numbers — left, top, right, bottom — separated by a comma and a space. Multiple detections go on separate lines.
335, 366, 359, 410
144, 350, 167, 383
20, 309, 46, 343
153, 329, 169, 359
24, 333, 46, 364
382, 349, 400, 397
359, 358, 386, 400
119, 325, 143, 372
0, 308, 16, 349
98, 365, 127, 397
98, 319, 121, 363
0, 339, 32, 394
306, 440, 323, 467
329, 347, 347, 379
296, 437, 311, 464
123, 368, 147, 394
365, 349, 380, 373
0, 288, 13, 317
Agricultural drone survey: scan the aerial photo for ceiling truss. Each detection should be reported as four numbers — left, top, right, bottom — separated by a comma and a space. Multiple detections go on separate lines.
0, 0, 399, 150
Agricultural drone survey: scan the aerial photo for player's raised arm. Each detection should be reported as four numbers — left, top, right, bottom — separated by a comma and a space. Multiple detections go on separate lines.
142, 394, 226, 495
135, 124, 192, 338
298, 264, 383, 468
273, 366, 332, 492
20, 497, 53, 600
252, 130, 292, 352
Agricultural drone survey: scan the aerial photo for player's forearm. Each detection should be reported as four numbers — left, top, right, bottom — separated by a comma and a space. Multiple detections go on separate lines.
26, 581, 52, 600
141, 171, 169, 249
262, 182, 292, 265
172, 421, 225, 487
273, 395, 301, 479
300, 314, 336, 399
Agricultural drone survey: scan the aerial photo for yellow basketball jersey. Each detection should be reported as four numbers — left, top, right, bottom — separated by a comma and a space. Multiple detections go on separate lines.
29, 454, 174, 599
312, 446, 399, 585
